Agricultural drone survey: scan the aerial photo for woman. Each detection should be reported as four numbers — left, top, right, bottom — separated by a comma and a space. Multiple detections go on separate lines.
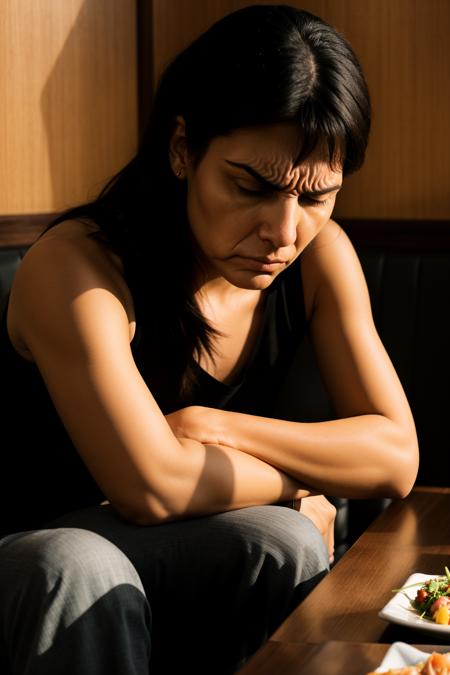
0, 5, 418, 674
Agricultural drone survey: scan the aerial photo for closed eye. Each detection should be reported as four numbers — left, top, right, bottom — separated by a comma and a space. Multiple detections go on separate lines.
236, 182, 334, 207
236, 183, 269, 196
301, 195, 332, 208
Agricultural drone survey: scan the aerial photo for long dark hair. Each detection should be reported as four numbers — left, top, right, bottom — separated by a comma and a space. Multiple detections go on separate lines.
50, 4, 371, 409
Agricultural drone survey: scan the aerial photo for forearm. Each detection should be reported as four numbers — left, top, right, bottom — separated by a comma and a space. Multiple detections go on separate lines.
214, 410, 418, 499
136, 437, 311, 524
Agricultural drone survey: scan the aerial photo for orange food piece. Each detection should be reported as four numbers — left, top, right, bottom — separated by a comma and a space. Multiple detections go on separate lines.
366, 651, 450, 675
421, 651, 450, 673
433, 605, 450, 625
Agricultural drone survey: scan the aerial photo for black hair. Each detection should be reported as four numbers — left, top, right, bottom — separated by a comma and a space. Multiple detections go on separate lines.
50, 4, 371, 410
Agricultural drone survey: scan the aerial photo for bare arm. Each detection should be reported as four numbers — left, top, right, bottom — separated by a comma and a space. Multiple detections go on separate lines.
167, 224, 419, 499
10, 235, 309, 525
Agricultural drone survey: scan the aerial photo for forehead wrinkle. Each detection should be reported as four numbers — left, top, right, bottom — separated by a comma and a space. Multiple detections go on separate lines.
239, 153, 340, 195
300, 162, 342, 193
241, 153, 298, 189
252, 157, 292, 186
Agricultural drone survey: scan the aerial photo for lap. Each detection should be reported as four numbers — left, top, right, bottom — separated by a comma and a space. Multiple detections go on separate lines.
0, 506, 328, 675
41, 503, 328, 585
0, 504, 328, 596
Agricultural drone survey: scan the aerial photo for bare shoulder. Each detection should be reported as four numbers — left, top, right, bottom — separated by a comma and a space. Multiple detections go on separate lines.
301, 219, 369, 321
307, 217, 343, 252
18, 219, 126, 289
8, 220, 135, 358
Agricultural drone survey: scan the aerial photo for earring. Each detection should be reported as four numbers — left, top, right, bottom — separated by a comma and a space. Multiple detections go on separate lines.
176, 168, 183, 178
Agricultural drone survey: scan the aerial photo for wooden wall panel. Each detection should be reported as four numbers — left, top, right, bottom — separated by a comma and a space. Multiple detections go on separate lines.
148, 0, 450, 220
1, 0, 137, 215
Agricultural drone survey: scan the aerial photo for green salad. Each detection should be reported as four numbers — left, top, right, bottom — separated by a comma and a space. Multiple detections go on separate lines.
394, 566, 450, 625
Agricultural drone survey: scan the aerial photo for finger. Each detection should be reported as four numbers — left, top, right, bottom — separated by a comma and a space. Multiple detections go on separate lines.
327, 521, 335, 564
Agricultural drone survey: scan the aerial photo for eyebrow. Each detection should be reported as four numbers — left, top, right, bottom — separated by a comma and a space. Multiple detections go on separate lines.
226, 160, 342, 196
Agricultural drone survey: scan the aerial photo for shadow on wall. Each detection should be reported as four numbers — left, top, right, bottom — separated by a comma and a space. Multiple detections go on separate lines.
40, 0, 137, 212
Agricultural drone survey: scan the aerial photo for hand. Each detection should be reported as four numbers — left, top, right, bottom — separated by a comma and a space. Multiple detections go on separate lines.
299, 495, 336, 564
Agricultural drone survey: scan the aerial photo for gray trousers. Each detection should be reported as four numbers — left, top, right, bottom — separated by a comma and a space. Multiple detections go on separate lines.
0, 504, 328, 675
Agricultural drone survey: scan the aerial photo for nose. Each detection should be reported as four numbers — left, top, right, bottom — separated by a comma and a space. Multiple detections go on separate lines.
257, 196, 299, 249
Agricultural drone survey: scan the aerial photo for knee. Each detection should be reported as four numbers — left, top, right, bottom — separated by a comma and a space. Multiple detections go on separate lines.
267, 508, 330, 579
41, 528, 142, 588
211, 506, 328, 643
0, 527, 145, 616
40, 528, 146, 604
225, 506, 329, 583
243, 507, 329, 614
0, 529, 151, 671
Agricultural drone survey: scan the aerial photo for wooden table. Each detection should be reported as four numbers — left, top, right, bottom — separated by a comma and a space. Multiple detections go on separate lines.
238, 641, 449, 675
238, 487, 450, 673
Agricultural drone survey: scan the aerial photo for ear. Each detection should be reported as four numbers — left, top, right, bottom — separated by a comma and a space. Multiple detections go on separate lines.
169, 116, 189, 179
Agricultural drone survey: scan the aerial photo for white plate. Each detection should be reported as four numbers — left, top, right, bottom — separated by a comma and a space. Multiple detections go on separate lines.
378, 572, 450, 636
374, 642, 431, 672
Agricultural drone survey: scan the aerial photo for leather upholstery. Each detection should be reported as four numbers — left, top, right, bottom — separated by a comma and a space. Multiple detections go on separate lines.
1, 236, 448, 558
360, 248, 450, 487
0, 248, 27, 303
276, 242, 450, 557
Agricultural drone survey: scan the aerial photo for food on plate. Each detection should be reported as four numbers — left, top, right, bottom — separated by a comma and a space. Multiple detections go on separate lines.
366, 650, 450, 674
395, 567, 450, 625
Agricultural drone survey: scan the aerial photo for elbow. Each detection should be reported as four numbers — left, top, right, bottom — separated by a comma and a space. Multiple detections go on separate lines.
110, 439, 214, 524
385, 434, 420, 500
111, 445, 193, 526
112, 492, 174, 527
387, 475, 415, 501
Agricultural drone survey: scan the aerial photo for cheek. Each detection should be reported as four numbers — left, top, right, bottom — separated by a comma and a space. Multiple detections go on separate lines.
187, 178, 248, 249
296, 206, 334, 250
187, 168, 228, 220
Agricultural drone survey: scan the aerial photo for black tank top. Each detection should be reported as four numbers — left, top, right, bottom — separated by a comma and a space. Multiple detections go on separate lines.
0, 257, 307, 537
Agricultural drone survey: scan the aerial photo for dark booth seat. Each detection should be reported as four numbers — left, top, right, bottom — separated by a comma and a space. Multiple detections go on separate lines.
0, 247, 28, 302
1, 219, 449, 558
275, 219, 450, 558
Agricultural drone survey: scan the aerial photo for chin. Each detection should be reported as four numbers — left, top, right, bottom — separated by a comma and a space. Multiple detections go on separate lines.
226, 270, 279, 290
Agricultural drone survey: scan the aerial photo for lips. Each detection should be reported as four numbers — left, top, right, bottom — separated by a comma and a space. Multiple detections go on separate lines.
234, 255, 289, 272
238, 255, 288, 264
252, 257, 288, 264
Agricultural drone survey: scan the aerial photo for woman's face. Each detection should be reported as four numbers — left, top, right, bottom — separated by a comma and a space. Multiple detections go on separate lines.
184, 122, 343, 290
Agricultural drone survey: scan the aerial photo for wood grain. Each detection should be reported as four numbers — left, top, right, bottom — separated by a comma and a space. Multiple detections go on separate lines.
0, 214, 52, 248
236, 641, 316, 675
148, 0, 450, 220
271, 489, 450, 645
238, 642, 450, 675
1, 0, 137, 215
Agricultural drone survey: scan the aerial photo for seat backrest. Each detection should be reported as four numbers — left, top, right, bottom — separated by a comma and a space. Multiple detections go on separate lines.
0, 247, 27, 304
1, 221, 448, 554
360, 247, 450, 486
5, 223, 446, 474
281, 222, 450, 478
275, 220, 450, 554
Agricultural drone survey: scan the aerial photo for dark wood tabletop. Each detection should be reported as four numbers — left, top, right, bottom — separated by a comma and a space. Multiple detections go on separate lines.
238, 641, 449, 675
237, 487, 450, 674
272, 487, 450, 645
